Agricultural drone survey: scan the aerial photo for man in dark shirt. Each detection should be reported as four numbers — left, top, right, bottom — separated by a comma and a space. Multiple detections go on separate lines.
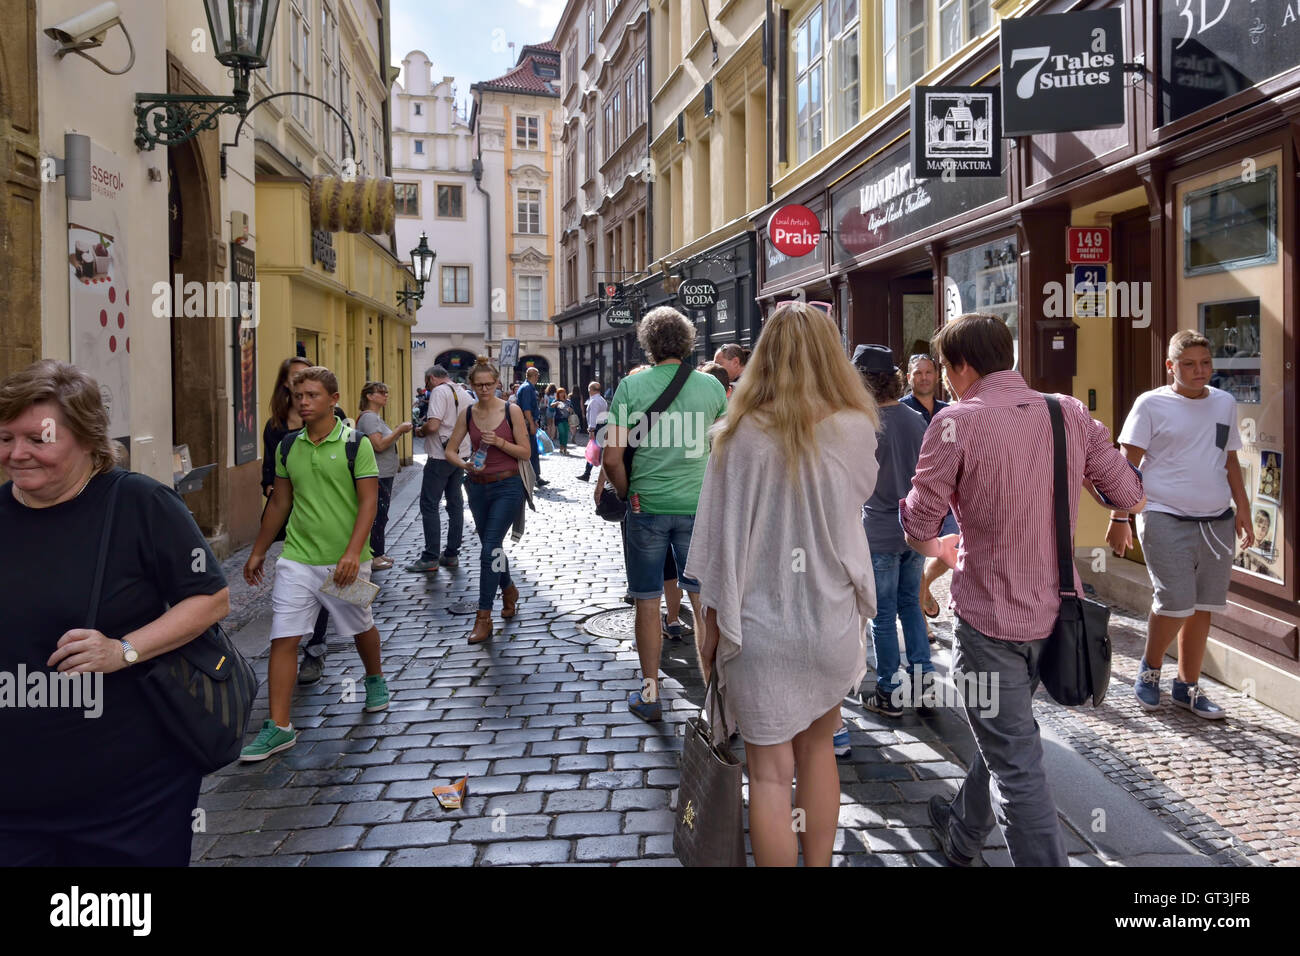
516, 368, 547, 487
900, 353, 947, 424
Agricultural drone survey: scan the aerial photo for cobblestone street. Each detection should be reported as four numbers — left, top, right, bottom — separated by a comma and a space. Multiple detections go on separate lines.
199, 446, 1300, 866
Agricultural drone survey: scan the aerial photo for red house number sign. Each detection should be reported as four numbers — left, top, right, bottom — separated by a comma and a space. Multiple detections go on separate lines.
1067, 227, 1111, 264
768, 204, 823, 257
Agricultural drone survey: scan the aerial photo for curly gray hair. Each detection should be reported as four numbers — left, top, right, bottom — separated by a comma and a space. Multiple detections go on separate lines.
637, 306, 696, 362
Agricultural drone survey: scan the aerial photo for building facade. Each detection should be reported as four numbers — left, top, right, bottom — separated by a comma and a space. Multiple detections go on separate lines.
470, 43, 563, 386
391, 50, 484, 386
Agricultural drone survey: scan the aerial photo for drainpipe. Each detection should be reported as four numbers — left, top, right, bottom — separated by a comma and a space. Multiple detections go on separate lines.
646, 3, 654, 267
473, 150, 491, 354
765, 0, 773, 204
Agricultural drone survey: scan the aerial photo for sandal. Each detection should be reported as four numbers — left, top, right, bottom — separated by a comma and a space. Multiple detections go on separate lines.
921, 587, 941, 619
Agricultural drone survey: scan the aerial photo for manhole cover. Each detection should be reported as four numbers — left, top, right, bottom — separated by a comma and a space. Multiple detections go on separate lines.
445, 602, 480, 615
582, 608, 636, 638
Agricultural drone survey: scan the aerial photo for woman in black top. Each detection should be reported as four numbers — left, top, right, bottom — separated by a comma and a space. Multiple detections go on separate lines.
0, 360, 230, 865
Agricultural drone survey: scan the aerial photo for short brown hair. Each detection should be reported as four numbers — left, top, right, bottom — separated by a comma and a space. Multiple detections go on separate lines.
469, 359, 500, 385
1168, 329, 1211, 362
931, 313, 1015, 377
291, 366, 339, 396
697, 362, 731, 392
0, 359, 121, 475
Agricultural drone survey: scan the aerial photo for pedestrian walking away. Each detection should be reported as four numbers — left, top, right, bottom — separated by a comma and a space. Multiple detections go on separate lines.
0, 360, 231, 866
580, 381, 608, 481
356, 381, 413, 571
1113, 330, 1253, 720
517, 367, 548, 487
407, 364, 470, 573
900, 313, 1145, 867
554, 387, 573, 454
444, 359, 534, 644
604, 307, 727, 722
242, 365, 390, 762
685, 303, 880, 866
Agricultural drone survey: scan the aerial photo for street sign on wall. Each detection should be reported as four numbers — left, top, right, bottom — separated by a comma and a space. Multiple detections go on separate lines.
1068, 226, 1111, 264
499, 338, 519, 368
1000, 9, 1124, 136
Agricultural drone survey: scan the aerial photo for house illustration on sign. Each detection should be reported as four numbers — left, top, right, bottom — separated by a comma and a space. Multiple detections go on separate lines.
924, 92, 994, 159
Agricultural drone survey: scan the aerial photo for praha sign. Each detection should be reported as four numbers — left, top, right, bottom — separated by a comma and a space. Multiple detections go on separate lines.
767, 204, 822, 257
678, 278, 718, 309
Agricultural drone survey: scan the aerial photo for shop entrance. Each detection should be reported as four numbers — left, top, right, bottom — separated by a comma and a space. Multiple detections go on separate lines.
892, 272, 936, 359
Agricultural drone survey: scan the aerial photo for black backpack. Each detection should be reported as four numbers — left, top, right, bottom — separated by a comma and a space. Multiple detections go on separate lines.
278, 426, 362, 480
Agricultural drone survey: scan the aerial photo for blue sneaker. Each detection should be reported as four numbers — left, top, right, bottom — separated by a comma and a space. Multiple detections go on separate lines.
833, 722, 851, 760
1134, 658, 1162, 711
1171, 680, 1227, 720
662, 614, 686, 642
627, 690, 662, 722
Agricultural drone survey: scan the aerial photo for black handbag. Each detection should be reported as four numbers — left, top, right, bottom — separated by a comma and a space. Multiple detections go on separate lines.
89, 473, 258, 773
674, 671, 746, 866
1039, 396, 1113, 707
595, 361, 693, 522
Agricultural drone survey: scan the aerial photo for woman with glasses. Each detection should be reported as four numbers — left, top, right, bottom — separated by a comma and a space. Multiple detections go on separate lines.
357, 382, 412, 571
444, 359, 533, 644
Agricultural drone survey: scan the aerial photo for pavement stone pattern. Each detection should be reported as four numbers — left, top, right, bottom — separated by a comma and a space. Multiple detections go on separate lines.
205, 444, 1291, 866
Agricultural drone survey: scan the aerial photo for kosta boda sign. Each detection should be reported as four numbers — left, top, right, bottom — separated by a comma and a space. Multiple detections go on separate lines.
767, 204, 822, 257
1000, 9, 1125, 136
677, 278, 718, 309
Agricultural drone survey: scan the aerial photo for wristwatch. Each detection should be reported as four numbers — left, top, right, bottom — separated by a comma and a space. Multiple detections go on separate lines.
120, 639, 139, 665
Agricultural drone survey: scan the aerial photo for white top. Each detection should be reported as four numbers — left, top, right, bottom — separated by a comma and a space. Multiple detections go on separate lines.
682, 410, 879, 745
1118, 385, 1241, 517
423, 382, 472, 460
585, 393, 609, 443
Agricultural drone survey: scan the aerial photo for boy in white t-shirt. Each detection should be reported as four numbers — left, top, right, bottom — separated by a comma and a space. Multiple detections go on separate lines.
1111, 330, 1254, 719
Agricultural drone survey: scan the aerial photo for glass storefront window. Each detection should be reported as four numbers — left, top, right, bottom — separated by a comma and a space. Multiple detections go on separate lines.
942, 235, 1019, 368
1183, 167, 1278, 276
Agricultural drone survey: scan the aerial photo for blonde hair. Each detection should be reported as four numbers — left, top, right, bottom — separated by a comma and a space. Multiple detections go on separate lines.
0, 359, 121, 475
711, 302, 879, 482
1168, 329, 1211, 361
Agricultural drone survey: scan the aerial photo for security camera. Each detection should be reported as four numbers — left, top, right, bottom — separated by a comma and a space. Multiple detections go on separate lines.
45, 2, 122, 49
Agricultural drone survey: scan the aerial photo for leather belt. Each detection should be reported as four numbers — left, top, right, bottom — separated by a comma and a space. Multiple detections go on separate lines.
467, 469, 519, 485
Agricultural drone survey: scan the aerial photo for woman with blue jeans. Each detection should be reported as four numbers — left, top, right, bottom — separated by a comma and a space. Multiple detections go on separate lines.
444, 359, 533, 644
853, 344, 934, 718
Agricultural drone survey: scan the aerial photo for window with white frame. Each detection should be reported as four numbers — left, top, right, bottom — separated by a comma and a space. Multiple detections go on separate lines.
341, 66, 352, 156
321, 2, 339, 158
518, 189, 542, 233
289, 0, 312, 131
441, 265, 471, 304
883, 0, 928, 100
394, 182, 419, 217
605, 0, 617, 20
829, 0, 859, 136
636, 59, 646, 127
414, 102, 422, 116
625, 74, 634, 135
603, 101, 613, 155
587, 7, 596, 54
356, 94, 368, 170
939, 0, 989, 60
586, 123, 596, 177
414, 140, 424, 154
516, 115, 540, 150
372, 118, 383, 177
437, 183, 464, 218
518, 275, 543, 323
794, 5, 824, 163
612, 92, 621, 147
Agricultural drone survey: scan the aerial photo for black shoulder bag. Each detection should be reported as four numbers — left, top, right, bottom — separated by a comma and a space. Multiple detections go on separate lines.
90, 473, 258, 773
597, 361, 693, 521
674, 669, 746, 866
1039, 395, 1113, 707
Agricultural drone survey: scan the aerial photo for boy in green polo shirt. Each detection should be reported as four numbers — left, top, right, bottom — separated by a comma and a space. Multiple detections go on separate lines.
240, 366, 388, 761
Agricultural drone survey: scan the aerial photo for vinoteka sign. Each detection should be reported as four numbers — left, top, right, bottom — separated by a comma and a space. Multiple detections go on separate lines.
1000, 9, 1125, 136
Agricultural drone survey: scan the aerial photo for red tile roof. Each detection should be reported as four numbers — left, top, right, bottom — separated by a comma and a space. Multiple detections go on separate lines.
472, 45, 561, 97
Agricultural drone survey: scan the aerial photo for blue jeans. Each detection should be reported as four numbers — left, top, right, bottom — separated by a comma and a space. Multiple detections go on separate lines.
869, 549, 933, 696
625, 512, 700, 599
466, 475, 525, 611
419, 458, 464, 562
370, 476, 394, 556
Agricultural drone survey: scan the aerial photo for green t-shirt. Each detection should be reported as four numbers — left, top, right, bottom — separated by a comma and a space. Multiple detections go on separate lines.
610, 362, 727, 514
275, 419, 380, 565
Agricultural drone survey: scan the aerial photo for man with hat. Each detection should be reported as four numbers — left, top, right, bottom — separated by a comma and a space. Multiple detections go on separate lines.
852, 344, 934, 728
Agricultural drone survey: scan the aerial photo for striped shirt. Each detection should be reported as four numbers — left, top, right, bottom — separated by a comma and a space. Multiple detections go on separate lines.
899, 371, 1143, 642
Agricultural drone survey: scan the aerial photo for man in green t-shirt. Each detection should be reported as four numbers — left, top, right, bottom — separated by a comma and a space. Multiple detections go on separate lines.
241, 366, 388, 761
605, 307, 727, 722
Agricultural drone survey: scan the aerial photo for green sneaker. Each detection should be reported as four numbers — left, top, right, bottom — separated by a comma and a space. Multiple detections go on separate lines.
364, 674, 390, 712
239, 719, 297, 762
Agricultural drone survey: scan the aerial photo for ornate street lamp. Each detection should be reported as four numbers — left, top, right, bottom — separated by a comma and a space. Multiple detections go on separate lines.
134, 0, 351, 159
397, 233, 436, 308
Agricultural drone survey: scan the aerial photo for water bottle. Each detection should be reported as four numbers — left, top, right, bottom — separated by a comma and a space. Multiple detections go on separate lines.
471, 444, 488, 470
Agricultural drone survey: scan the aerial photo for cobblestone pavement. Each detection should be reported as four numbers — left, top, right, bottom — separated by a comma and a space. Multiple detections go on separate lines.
926, 570, 1300, 866
206, 447, 1257, 867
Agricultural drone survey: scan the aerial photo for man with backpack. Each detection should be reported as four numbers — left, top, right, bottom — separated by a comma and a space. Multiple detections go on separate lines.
241, 366, 389, 761
407, 364, 471, 573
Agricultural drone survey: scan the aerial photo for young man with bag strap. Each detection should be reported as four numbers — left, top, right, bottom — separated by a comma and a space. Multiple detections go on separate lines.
900, 314, 1144, 866
241, 366, 389, 761
407, 365, 471, 573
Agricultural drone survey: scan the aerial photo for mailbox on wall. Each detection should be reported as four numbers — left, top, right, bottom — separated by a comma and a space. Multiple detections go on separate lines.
1034, 320, 1079, 380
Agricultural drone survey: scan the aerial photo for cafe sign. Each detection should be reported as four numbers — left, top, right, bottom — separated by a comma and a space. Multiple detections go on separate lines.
1000, 9, 1124, 136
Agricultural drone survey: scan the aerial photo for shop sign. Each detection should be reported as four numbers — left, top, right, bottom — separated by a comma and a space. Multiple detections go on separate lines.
311, 229, 337, 272
714, 295, 731, 333
1162, 0, 1300, 124
605, 302, 636, 326
1000, 10, 1124, 136
767, 205, 823, 257
1067, 226, 1111, 264
230, 243, 258, 466
831, 144, 1005, 262
678, 278, 718, 310
499, 338, 519, 368
910, 86, 1002, 179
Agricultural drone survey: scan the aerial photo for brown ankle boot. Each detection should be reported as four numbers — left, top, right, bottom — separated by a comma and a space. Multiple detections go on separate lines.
468, 610, 493, 644
501, 584, 519, 619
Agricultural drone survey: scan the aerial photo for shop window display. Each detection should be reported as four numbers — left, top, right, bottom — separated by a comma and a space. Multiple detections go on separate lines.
943, 236, 1019, 368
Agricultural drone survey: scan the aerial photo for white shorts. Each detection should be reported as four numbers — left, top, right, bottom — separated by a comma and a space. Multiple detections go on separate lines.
270, 558, 375, 640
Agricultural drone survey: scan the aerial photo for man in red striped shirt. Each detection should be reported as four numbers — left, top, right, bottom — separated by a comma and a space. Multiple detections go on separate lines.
900, 314, 1144, 866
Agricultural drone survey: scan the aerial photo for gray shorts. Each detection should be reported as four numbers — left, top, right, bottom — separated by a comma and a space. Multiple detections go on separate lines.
1136, 510, 1234, 618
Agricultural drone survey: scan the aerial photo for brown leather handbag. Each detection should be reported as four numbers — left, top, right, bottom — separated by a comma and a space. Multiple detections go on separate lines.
674, 671, 746, 867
